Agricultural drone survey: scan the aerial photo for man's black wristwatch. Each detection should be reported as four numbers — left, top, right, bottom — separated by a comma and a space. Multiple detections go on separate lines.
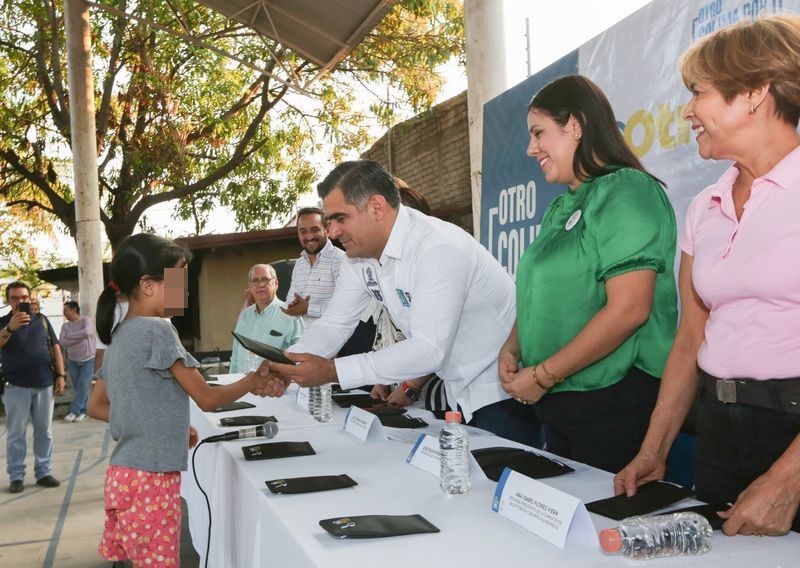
400, 381, 420, 402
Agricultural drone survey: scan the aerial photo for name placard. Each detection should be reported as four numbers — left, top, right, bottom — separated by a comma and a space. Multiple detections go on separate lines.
492, 468, 595, 549
406, 434, 442, 476
343, 406, 385, 442
296, 387, 310, 409
406, 434, 488, 481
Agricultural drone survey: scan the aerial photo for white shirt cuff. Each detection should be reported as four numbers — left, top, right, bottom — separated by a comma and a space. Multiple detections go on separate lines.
334, 355, 366, 390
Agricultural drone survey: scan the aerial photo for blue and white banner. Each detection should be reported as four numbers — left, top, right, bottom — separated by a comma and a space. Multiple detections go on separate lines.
480, 0, 798, 276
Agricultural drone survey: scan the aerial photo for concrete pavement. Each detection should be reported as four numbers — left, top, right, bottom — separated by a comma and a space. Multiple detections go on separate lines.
0, 411, 200, 567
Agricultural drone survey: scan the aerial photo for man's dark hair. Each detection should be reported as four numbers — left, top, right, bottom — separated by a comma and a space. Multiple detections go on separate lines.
296, 206, 327, 226
317, 160, 400, 209
5, 281, 30, 301
64, 301, 80, 314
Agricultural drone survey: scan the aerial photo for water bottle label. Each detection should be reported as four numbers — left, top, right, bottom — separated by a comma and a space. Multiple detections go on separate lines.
492, 469, 596, 550
342, 406, 385, 442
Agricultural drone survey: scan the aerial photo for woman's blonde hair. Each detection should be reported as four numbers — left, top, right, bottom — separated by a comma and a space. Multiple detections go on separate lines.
680, 13, 800, 126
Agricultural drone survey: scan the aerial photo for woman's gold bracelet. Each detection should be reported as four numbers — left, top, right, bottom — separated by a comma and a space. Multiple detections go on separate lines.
531, 365, 551, 390
540, 360, 565, 386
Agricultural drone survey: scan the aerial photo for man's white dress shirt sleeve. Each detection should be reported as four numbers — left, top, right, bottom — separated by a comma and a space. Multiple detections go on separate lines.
288, 258, 371, 362
293, 241, 473, 390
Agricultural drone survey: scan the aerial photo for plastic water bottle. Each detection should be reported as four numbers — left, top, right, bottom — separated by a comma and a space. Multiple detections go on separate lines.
439, 411, 470, 494
599, 512, 713, 559
309, 385, 332, 423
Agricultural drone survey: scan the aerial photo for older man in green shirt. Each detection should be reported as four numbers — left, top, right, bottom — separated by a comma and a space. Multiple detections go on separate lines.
230, 264, 303, 373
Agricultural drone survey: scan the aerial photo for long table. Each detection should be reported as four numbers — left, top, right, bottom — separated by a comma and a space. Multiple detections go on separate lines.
182, 376, 799, 567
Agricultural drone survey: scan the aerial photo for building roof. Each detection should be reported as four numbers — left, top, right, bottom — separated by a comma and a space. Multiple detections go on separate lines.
176, 226, 297, 251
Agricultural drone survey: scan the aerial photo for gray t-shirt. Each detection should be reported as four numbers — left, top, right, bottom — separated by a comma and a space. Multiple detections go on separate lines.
99, 317, 198, 472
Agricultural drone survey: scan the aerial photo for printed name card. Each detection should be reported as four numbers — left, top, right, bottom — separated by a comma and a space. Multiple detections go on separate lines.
492, 468, 595, 550
296, 387, 310, 409
406, 434, 488, 481
406, 434, 442, 476
343, 406, 385, 442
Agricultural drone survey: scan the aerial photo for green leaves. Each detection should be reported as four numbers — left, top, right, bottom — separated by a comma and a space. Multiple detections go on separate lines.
0, 0, 464, 251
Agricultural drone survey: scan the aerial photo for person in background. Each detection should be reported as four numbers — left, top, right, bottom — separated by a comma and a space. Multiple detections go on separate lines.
88, 233, 271, 566
230, 264, 303, 373
29, 295, 41, 315
282, 207, 345, 328
616, 15, 800, 536
0, 281, 66, 493
498, 75, 678, 472
60, 301, 97, 423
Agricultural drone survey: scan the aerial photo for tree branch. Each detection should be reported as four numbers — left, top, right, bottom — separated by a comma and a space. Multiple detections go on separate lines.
46, 0, 68, 119
184, 75, 265, 145
32, 13, 69, 138
5, 199, 57, 217
96, 0, 128, 153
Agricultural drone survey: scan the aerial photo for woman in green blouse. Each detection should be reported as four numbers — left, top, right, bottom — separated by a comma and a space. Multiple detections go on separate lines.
498, 75, 678, 473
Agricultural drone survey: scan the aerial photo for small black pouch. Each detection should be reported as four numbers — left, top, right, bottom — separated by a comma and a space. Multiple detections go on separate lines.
242, 441, 316, 461
212, 401, 256, 413
331, 392, 378, 408
265, 474, 357, 495
665, 503, 729, 530
472, 446, 574, 481
377, 414, 428, 428
585, 480, 694, 520
319, 514, 440, 539
219, 415, 277, 427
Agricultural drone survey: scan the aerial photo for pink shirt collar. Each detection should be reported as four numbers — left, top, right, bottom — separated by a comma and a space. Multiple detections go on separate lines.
708, 144, 800, 207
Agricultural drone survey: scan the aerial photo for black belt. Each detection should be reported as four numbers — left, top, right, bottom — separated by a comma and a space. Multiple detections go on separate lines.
701, 371, 800, 415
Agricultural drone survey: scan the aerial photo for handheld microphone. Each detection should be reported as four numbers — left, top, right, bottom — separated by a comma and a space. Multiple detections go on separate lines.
203, 422, 279, 443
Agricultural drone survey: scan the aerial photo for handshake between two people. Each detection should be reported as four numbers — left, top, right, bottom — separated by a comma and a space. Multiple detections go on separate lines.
248, 351, 338, 398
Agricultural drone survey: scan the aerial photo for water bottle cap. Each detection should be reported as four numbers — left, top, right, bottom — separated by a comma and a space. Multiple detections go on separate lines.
598, 528, 622, 553
444, 411, 462, 423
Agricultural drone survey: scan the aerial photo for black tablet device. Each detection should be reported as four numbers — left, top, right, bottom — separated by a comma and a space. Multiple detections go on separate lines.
231, 331, 294, 365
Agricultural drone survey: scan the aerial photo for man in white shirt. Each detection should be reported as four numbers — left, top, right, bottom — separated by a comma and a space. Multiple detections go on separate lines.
262, 160, 542, 446
282, 207, 345, 329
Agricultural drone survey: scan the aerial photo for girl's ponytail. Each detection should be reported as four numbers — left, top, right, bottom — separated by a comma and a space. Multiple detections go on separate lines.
96, 285, 119, 345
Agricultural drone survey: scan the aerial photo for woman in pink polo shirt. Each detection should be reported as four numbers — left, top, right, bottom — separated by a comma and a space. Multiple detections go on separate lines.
616, 14, 800, 537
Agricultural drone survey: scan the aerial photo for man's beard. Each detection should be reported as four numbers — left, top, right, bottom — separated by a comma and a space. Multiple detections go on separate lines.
303, 238, 326, 255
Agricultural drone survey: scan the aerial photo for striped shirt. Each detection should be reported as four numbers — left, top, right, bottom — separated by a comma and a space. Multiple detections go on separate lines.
286, 239, 345, 328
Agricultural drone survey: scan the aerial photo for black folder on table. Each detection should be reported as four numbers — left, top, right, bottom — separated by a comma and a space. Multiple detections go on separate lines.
319, 514, 440, 539
211, 401, 256, 413
242, 441, 316, 461
472, 446, 574, 481
585, 480, 694, 520
266, 474, 357, 495
219, 415, 277, 427
231, 331, 293, 365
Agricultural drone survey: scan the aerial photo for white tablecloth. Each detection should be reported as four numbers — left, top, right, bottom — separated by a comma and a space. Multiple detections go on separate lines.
182, 378, 799, 567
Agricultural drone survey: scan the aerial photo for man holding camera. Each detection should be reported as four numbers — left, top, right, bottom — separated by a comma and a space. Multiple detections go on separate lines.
0, 281, 65, 493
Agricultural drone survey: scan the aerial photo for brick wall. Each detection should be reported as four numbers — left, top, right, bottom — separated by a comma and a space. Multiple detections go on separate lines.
361, 91, 472, 233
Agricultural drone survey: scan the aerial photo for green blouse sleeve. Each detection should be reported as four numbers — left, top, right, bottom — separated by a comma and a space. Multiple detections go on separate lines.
587, 169, 673, 281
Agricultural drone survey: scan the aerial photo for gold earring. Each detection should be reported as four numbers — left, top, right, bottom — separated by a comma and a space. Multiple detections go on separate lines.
750, 104, 756, 114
